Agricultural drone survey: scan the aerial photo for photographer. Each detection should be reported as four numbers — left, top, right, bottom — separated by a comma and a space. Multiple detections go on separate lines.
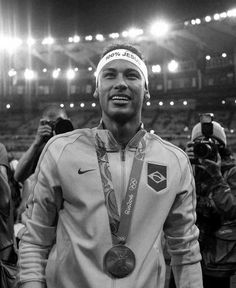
186, 115, 236, 288
14, 105, 74, 184
13, 105, 74, 236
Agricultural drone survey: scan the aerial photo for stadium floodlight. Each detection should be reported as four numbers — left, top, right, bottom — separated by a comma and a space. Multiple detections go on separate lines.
6, 104, 11, 109
80, 103, 85, 108
227, 8, 236, 17
85, 35, 93, 41
168, 60, 178, 72
66, 69, 75, 80
60, 103, 64, 108
52, 69, 60, 79
24, 69, 35, 80
213, 13, 220, 21
191, 19, 196, 25
70, 103, 74, 108
0, 37, 22, 53
195, 18, 201, 25
8, 69, 17, 77
150, 20, 170, 37
183, 100, 188, 106
222, 52, 227, 58
127, 28, 143, 38
220, 12, 227, 18
27, 37, 36, 46
121, 30, 129, 38
152, 65, 161, 73
91, 102, 96, 107
159, 101, 163, 106
170, 101, 174, 106
205, 55, 211, 61
109, 33, 119, 39
42, 37, 54, 45
205, 16, 212, 22
95, 34, 104, 41
68, 35, 80, 43
73, 35, 80, 43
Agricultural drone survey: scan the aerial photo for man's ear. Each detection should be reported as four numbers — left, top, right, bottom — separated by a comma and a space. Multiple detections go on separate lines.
144, 90, 150, 101
93, 89, 99, 99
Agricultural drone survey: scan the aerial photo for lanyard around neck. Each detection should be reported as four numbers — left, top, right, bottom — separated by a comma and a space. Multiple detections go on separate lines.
95, 133, 146, 245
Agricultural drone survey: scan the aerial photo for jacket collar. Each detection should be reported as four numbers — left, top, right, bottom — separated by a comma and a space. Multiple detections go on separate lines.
94, 121, 146, 151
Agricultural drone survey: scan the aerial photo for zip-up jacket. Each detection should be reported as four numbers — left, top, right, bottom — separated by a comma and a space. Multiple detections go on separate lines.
17, 127, 202, 288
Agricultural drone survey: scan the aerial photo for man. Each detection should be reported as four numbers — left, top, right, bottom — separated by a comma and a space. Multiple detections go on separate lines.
169, 117, 236, 288
17, 43, 203, 288
0, 142, 18, 286
188, 119, 236, 288
14, 104, 74, 183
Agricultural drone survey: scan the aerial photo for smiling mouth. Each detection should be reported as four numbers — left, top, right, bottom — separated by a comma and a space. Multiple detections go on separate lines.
111, 95, 130, 103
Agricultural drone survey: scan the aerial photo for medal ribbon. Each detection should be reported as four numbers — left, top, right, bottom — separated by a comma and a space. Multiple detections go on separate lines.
96, 133, 146, 245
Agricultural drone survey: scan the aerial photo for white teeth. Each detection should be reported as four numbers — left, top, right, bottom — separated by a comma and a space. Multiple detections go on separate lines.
112, 96, 128, 100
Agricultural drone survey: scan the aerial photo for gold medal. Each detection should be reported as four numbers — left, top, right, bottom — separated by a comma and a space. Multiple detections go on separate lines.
104, 245, 136, 278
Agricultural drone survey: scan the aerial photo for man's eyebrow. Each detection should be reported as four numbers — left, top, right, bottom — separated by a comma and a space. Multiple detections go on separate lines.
102, 68, 116, 73
125, 68, 141, 74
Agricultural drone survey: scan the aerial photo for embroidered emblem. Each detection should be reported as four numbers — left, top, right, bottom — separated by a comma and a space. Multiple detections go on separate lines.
147, 163, 167, 192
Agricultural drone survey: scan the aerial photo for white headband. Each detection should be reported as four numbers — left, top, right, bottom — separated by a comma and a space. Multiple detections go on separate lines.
96, 49, 148, 86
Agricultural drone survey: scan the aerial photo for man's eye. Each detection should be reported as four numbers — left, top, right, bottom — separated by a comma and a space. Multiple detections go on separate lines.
104, 72, 115, 78
127, 73, 140, 79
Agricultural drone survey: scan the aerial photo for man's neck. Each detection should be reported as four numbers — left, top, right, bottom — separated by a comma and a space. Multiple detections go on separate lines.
102, 119, 141, 146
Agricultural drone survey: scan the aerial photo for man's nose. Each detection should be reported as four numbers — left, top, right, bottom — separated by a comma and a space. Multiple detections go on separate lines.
114, 74, 128, 90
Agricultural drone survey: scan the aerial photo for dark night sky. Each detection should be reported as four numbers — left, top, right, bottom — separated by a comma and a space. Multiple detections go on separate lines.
1, 0, 236, 38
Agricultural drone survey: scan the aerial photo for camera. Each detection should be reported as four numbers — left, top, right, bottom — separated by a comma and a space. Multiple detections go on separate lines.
41, 117, 74, 138
193, 113, 218, 162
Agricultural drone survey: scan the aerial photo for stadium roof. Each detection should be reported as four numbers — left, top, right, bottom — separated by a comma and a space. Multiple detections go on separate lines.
0, 2, 236, 73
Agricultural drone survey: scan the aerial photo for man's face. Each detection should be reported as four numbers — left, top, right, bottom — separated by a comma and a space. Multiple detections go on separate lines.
97, 59, 147, 123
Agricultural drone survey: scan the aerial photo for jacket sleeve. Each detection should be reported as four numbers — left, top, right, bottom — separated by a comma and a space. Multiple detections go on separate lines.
210, 165, 236, 220
17, 144, 63, 288
163, 155, 203, 288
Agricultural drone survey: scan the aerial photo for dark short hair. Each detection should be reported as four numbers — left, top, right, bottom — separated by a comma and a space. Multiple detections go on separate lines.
101, 42, 144, 61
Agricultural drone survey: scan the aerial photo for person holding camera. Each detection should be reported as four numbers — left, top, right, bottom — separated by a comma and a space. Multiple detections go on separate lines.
13, 105, 74, 239
14, 105, 74, 184
185, 116, 236, 288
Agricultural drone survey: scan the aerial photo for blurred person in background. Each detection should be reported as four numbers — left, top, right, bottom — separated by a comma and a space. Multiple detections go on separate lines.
13, 105, 74, 240
169, 114, 236, 288
14, 104, 74, 184
0, 142, 18, 286
16, 43, 202, 288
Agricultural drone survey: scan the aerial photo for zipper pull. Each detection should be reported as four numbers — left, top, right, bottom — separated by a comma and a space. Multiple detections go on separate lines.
121, 148, 125, 161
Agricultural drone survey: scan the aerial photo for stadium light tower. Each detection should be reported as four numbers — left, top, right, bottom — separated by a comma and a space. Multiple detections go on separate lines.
150, 20, 170, 37
42, 37, 54, 45
168, 60, 179, 72
66, 69, 76, 80
127, 28, 143, 38
0, 37, 22, 53
27, 37, 36, 46
24, 69, 35, 80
